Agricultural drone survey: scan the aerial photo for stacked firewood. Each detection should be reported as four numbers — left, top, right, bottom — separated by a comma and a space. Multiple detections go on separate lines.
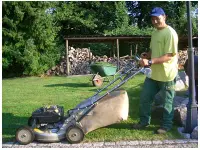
46, 48, 192, 76
46, 56, 66, 76
46, 47, 134, 76
46, 47, 92, 75
178, 47, 198, 70
178, 50, 188, 70
68, 47, 94, 75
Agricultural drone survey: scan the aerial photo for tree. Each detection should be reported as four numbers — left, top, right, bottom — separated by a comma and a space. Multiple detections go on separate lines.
54, 1, 131, 56
54, 1, 130, 36
2, 1, 60, 77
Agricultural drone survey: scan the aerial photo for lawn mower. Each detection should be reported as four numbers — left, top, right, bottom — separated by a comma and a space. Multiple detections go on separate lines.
15, 56, 151, 145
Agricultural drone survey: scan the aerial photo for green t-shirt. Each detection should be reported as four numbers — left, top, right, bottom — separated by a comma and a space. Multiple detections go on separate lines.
150, 26, 178, 81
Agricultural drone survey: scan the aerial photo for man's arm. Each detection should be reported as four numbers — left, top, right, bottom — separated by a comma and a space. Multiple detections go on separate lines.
151, 53, 175, 64
139, 53, 175, 67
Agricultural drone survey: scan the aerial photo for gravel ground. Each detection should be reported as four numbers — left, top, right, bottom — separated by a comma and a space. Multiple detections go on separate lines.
2, 139, 198, 148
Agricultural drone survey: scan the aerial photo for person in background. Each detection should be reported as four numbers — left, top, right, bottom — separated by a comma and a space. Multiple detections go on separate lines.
132, 7, 178, 134
184, 55, 198, 103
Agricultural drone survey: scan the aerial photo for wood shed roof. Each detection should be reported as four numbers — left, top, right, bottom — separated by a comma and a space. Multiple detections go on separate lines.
64, 35, 151, 43
64, 35, 198, 46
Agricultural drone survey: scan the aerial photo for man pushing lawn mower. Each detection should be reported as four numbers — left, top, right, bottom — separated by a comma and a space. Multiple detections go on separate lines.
132, 7, 178, 134
15, 7, 178, 145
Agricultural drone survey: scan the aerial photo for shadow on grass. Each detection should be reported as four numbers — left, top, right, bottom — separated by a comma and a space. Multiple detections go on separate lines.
107, 122, 158, 131
2, 113, 29, 143
126, 83, 143, 120
44, 82, 91, 88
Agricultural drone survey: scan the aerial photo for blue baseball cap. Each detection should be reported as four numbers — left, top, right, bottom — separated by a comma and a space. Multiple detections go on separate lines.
150, 7, 165, 16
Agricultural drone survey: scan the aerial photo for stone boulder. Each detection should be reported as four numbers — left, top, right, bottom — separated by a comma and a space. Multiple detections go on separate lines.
175, 71, 189, 91
153, 95, 189, 127
177, 126, 198, 139
177, 127, 191, 139
191, 126, 198, 139
173, 96, 189, 126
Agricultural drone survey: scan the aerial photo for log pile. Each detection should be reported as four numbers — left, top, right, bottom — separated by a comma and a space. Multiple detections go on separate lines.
68, 47, 94, 75
178, 47, 198, 70
46, 47, 195, 76
46, 47, 92, 75
46, 47, 134, 76
178, 50, 188, 70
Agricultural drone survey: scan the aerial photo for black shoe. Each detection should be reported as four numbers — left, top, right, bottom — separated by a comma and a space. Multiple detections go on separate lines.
155, 127, 169, 134
132, 123, 148, 130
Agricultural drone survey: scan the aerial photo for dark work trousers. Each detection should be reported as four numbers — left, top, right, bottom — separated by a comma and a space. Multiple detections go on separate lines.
139, 77, 176, 130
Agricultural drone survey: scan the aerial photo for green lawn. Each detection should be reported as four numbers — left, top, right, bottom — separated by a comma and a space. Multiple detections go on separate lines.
2, 74, 183, 143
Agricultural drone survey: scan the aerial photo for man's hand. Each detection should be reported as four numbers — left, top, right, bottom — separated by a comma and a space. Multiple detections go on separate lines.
139, 59, 149, 67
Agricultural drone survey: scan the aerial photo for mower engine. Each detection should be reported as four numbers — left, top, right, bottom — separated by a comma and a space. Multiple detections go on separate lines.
28, 105, 64, 129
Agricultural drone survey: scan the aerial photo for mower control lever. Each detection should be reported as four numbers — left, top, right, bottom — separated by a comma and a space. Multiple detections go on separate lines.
134, 54, 151, 78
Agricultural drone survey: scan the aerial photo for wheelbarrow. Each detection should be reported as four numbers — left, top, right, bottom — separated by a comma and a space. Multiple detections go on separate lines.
90, 62, 117, 87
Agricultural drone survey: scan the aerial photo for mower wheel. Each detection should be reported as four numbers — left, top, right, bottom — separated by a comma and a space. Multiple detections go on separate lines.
66, 125, 84, 144
15, 126, 35, 145
92, 74, 104, 87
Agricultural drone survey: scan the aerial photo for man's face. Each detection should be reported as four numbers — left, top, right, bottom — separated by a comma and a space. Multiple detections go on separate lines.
151, 15, 166, 29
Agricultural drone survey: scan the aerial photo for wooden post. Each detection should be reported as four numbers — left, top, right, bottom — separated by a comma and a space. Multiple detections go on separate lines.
110, 44, 112, 57
130, 44, 132, 58
116, 39, 119, 70
88, 47, 91, 60
66, 40, 69, 76
88, 47, 91, 64
112, 42, 116, 58
135, 44, 138, 55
